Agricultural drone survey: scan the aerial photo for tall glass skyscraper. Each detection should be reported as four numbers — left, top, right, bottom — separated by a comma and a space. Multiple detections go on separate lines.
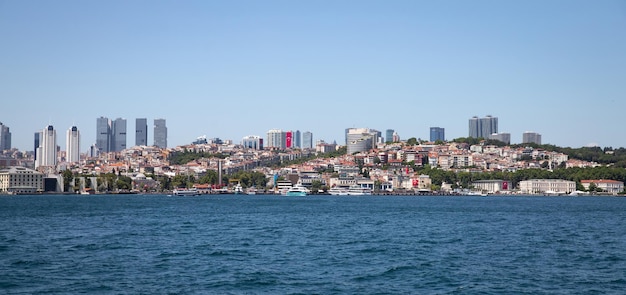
302, 131, 313, 149
0, 122, 11, 151
469, 115, 498, 138
135, 118, 148, 146
385, 129, 394, 143
36, 125, 57, 168
112, 118, 127, 152
66, 126, 80, 163
154, 119, 167, 148
96, 116, 111, 153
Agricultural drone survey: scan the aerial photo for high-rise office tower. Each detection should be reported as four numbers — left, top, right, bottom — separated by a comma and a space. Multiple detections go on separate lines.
294, 130, 301, 148
34, 132, 40, 161
242, 135, 264, 150
135, 118, 147, 146
523, 132, 542, 145
112, 118, 127, 152
489, 133, 511, 145
285, 131, 293, 148
469, 115, 498, 138
385, 129, 394, 143
36, 125, 57, 168
66, 126, 80, 163
430, 127, 445, 142
154, 118, 167, 148
266, 129, 285, 149
346, 128, 379, 154
302, 131, 313, 149
0, 122, 11, 151
96, 116, 111, 153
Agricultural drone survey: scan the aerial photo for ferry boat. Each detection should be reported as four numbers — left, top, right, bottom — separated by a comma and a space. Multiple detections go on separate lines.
328, 187, 349, 196
285, 185, 309, 197
172, 188, 201, 196
346, 185, 373, 196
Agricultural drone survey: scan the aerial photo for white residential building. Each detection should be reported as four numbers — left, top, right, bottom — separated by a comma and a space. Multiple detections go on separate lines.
581, 180, 624, 195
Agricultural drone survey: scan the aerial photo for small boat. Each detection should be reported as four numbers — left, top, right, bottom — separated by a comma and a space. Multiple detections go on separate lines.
285, 185, 309, 197
346, 185, 372, 196
233, 184, 244, 194
328, 187, 349, 196
172, 188, 200, 196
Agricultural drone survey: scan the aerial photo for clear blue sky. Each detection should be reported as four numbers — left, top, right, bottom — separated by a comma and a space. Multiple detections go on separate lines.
1, 0, 625, 152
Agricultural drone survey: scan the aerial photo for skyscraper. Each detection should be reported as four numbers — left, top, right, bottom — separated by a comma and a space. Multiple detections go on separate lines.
385, 129, 394, 143
135, 118, 148, 146
36, 125, 57, 168
154, 118, 167, 148
34, 132, 40, 160
294, 130, 301, 148
242, 135, 264, 150
0, 122, 11, 151
302, 131, 313, 149
469, 115, 498, 138
96, 117, 111, 153
489, 133, 511, 145
430, 127, 445, 142
266, 129, 285, 149
346, 128, 379, 154
523, 132, 542, 145
66, 126, 80, 163
112, 118, 127, 152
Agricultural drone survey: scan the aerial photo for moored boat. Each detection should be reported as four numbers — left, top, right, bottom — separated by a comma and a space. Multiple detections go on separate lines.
285, 185, 309, 197
172, 188, 200, 196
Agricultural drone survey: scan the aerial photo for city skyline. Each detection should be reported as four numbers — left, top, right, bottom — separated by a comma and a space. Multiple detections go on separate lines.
1, 1, 625, 151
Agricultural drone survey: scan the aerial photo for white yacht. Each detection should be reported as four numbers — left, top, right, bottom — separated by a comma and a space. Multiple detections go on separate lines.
172, 188, 200, 196
328, 187, 349, 196
346, 185, 372, 196
285, 185, 309, 197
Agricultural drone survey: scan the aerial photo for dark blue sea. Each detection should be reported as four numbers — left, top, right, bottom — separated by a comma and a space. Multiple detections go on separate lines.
1, 194, 625, 294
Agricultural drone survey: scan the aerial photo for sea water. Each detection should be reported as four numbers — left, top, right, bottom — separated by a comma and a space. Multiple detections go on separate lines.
1, 195, 625, 294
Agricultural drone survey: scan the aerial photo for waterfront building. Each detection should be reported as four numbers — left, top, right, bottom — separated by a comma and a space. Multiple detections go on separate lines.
518, 179, 575, 194
302, 131, 313, 149
523, 132, 542, 145
346, 128, 379, 155
96, 116, 111, 153
0, 166, 44, 194
430, 127, 445, 142
489, 133, 511, 145
472, 180, 511, 194
154, 118, 167, 148
580, 180, 624, 195
66, 126, 80, 163
469, 115, 498, 139
112, 118, 127, 152
36, 125, 57, 168
135, 118, 148, 146
242, 135, 264, 150
385, 129, 394, 143
0, 122, 11, 151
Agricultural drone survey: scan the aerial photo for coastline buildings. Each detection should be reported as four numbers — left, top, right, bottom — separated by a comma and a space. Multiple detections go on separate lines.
430, 127, 445, 142
154, 119, 167, 148
0, 166, 44, 194
112, 118, 127, 152
523, 132, 542, 145
36, 125, 57, 168
0, 122, 11, 151
66, 126, 80, 163
135, 118, 148, 146
519, 179, 575, 194
469, 115, 498, 139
